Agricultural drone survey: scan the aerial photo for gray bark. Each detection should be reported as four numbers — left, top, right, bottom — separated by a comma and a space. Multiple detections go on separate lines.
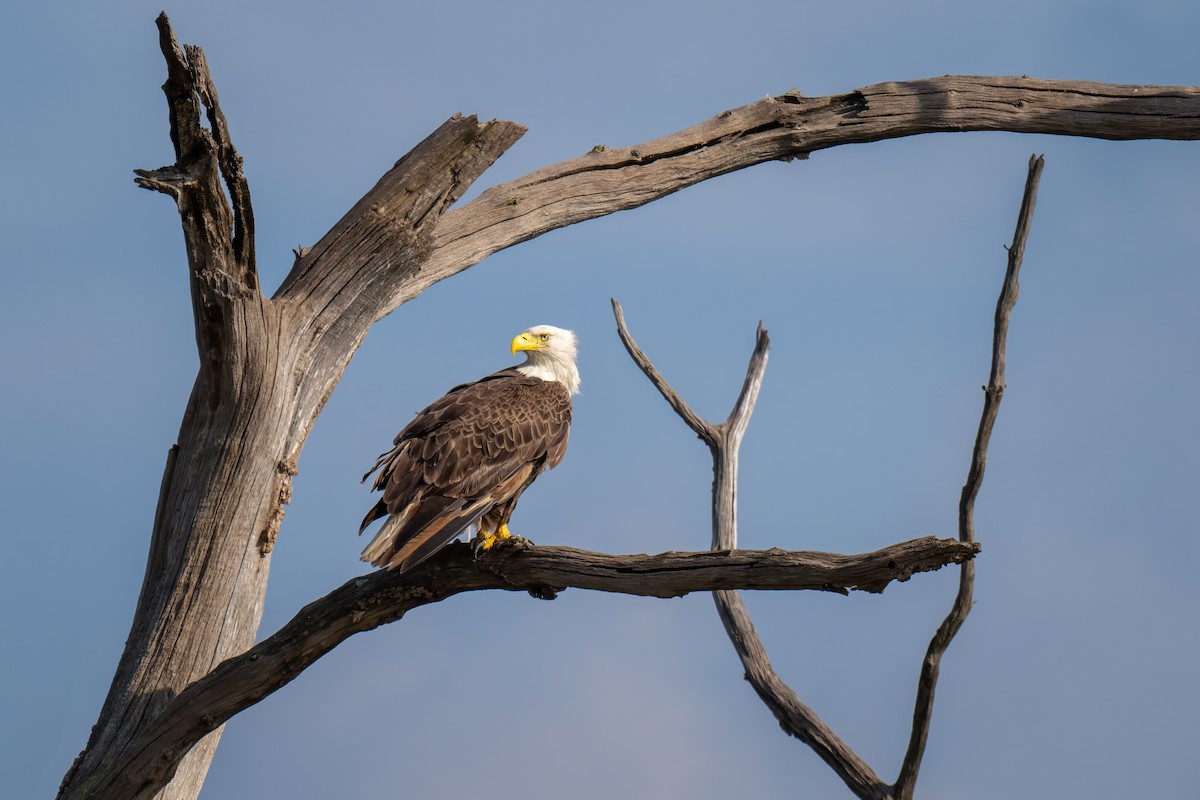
894, 155, 1043, 800
81, 537, 979, 800
59, 12, 1200, 800
57, 15, 524, 800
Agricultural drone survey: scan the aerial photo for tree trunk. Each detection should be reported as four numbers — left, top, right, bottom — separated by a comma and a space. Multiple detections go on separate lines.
57, 16, 525, 798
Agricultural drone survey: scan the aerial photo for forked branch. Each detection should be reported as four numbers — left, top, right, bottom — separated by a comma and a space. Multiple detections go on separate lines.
613, 301, 890, 797
613, 153, 1040, 799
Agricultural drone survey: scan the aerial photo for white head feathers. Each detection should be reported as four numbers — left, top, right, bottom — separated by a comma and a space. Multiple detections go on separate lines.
513, 325, 581, 396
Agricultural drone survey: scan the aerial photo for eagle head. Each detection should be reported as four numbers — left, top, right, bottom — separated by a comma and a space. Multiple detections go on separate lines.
512, 325, 580, 395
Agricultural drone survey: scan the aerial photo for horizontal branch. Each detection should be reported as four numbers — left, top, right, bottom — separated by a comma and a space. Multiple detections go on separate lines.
393, 76, 1200, 313
91, 537, 977, 800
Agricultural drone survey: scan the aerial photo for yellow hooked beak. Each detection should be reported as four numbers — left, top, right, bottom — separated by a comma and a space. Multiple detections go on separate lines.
511, 331, 544, 355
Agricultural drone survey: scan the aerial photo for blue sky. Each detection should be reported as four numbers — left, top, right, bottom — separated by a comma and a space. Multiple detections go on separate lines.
3, 2, 1197, 798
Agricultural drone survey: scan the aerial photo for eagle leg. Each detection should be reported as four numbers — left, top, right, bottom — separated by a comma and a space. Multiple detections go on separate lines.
472, 525, 533, 558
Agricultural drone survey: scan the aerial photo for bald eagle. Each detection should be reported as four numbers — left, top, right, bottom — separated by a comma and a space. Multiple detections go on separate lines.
358, 325, 579, 572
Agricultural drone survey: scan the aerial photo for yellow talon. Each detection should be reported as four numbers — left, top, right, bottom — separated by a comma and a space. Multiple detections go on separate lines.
473, 525, 519, 558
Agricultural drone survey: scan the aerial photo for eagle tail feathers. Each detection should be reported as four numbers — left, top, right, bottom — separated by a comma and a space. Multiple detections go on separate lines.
361, 514, 405, 566
361, 496, 491, 571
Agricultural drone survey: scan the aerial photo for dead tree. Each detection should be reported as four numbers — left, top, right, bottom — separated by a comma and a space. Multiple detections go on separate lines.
57, 13, 1200, 800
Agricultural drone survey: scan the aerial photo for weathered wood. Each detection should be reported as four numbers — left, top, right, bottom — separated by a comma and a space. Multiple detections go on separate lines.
62, 17, 276, 800
57, 15, 523, 800
714, 593, 892, 799
894, 154, 1044, 800
79, 537, 980, 800
614, 304, 891, 798
410, 77, 1200, 313
61, 13, 1198, 800
615, 159, 1042, 799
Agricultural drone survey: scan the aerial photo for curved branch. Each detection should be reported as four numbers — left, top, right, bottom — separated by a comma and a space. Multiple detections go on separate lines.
401, 77, 1200, 313
84, 538, 977, 800
272, 112, 527, 444
894, 154, 1044, 799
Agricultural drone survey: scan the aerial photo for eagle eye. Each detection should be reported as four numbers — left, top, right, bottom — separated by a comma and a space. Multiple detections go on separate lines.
540, 333, 551, 341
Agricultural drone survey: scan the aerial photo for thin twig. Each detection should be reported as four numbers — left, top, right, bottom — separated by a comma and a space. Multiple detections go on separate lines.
727, 322, 771, 448
894, 154, 1044, 799
611, 298, 719, 445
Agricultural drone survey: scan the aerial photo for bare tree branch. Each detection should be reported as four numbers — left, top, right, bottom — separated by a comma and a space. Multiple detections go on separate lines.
409, 78, 1200, 314
611, 298, 719, 446
714, 594, 891, 799
613, 304, 891, 799
274, 113, 526, 320
86, 538, 977, 800
132, 13, 261, 385
133, 13, 254, 288
613, 190, 1040, 793
185, 43, 255, 277
726, 322, 771, 454
894, 154, 1044, 799
273, 112, 527, 444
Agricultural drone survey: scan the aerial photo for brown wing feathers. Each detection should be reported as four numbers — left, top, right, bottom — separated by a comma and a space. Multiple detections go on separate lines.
359, 370, 571, 572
